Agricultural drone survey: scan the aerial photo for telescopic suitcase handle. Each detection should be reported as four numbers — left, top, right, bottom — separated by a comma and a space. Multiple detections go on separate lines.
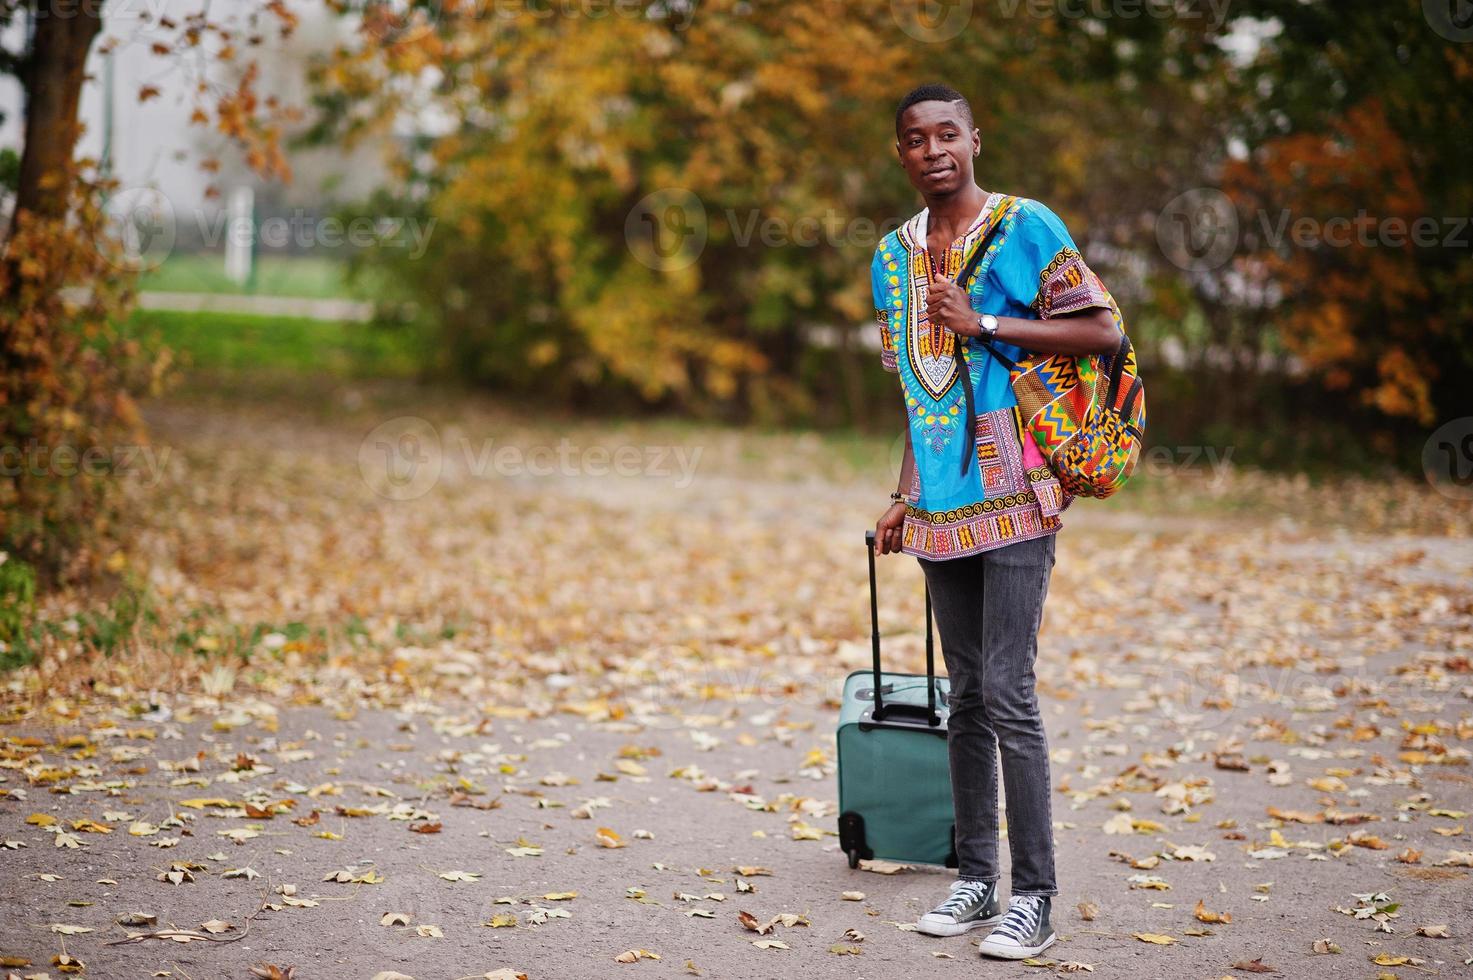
865, 530, 940, 726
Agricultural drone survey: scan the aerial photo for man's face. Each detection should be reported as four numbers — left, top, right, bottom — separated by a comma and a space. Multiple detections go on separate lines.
895, 101, 979, 197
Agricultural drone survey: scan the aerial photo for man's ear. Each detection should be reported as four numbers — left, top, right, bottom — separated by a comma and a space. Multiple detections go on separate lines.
971, 128, 981, 156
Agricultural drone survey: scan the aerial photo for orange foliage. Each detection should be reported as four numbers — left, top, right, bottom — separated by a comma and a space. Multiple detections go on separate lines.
1, 164, 176, 581
1225, 100, 1439, 424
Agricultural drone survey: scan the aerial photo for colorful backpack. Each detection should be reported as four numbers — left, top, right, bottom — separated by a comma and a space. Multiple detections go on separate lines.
982, 290, 1145, 499
954, 201, 1146, 499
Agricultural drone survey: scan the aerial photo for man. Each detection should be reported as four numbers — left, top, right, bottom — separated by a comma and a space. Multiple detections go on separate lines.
870, 83, 1121, 960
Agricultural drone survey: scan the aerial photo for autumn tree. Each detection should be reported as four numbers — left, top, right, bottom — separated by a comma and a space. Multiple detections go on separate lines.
305, 0, 1246, 424
1220, 0, 1473, 432
0, 0, 298, 587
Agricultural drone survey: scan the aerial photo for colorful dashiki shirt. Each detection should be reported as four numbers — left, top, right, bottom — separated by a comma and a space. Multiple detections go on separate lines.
870, 193, 1112, 560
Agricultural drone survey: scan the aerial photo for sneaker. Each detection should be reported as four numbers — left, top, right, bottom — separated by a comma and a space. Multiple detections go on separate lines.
916, 878, 1003, 937
978, 895, 1057, 959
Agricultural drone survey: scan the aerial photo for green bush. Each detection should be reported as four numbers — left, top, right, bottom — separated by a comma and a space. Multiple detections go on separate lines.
0, 554, 37, 665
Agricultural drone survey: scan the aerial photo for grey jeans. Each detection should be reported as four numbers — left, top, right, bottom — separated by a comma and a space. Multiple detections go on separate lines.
918, 532, 1057, 896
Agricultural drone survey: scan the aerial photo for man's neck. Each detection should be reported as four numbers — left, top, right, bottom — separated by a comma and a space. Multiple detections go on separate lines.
924, 183, 990, 243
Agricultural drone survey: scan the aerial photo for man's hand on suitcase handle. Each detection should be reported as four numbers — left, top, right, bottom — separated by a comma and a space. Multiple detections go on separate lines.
875, 502, 907, 555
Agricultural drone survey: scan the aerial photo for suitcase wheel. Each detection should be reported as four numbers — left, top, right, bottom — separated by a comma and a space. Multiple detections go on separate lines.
838, 810, 872, 868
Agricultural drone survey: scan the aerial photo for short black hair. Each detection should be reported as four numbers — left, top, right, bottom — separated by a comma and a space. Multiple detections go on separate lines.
895, 84, 974, 136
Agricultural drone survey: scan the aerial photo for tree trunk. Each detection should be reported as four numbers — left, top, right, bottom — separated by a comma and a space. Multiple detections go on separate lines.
9, 0, 103, 231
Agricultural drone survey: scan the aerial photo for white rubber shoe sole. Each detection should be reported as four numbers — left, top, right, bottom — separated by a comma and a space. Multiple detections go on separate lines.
978, 930, 1057, 959
916, 912, 1003, 937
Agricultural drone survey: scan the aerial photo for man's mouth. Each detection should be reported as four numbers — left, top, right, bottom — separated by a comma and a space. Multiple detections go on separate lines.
924, 165, 955, 179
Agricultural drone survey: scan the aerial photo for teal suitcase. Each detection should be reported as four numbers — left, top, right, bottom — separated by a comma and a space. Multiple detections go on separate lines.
836, 531, 956, 869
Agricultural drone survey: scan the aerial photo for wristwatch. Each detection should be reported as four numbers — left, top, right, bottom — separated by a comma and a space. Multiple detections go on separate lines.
975, 313, 1000, 340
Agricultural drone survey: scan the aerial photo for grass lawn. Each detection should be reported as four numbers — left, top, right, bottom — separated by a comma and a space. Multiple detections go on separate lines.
137, 252, 375, 300
126, 308, 419, 380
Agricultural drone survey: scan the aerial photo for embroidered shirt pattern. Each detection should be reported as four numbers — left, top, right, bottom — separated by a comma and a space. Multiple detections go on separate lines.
870, 196, 1110, 560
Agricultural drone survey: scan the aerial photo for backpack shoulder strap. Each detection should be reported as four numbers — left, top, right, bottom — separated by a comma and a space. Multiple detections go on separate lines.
951, 195, 1020, 477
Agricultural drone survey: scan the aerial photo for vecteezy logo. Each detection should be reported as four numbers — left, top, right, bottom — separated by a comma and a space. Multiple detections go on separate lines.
1422, 417, 1473, 500
891, 0, 974, 42
1156, 187, 1239, 272
358, 416, 442, 501
625, 188, 708, 272
1424, 0, 1473, 41
95, 186, 176, 271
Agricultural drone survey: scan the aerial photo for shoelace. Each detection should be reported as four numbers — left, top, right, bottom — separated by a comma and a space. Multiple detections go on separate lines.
936, 880, 991, 916
990, 895, 1044, 944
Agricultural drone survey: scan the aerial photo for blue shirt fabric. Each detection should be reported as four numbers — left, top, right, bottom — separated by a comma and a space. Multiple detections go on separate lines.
870, 194, 1109, 559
